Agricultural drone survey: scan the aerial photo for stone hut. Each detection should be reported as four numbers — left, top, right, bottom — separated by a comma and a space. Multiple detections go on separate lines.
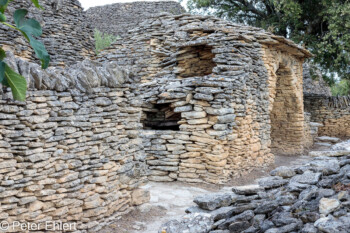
0, 0, 95, 66
98, 13, 312, 184
86, 1, 185, 37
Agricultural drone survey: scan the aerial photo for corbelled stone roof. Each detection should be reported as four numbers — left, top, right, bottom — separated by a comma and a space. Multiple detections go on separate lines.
86, 1, 186, 37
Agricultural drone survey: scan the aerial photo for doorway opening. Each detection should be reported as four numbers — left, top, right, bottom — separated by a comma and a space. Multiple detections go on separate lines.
270, 65, 304, 154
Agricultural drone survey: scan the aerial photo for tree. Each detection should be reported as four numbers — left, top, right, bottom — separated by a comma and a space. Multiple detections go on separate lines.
0, 0, 50, 101
187, 0, 350, 82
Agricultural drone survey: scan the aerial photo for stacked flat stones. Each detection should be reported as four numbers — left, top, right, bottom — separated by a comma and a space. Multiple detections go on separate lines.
0, 0, 95, 66
305, 95, 350, 137
303, 63, 331, 96
160, 154, 350, 233
139, 75, 240, 183
86, 1, 185, 37
98, 13, 311, 183
0, 52, 148, 232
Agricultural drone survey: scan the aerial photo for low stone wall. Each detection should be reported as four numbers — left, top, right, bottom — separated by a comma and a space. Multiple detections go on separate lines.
0, 53, 147, 232
304, 95, 350, 137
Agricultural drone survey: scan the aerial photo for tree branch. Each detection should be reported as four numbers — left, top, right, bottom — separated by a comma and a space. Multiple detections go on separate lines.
234, 0, 266, 18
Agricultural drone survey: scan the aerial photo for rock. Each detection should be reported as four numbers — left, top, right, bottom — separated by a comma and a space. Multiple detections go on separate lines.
271, 211, 298, 226
319, 198, 340, 215
174, 105, 192, 112
217, 114, 236, 123
287, 181, 310, 192
252, 214, 266, 228
209, 231, 229, 233
315, 142, 332, 147
314, 216, 344, 233
158, 213, 214, 233
316, 136, 341, 143
332, 140, 350, 151
210, 206, 236, 221
194, 93, 214, 101
290, 171, 321, 185
300, 223, 318, 233
194, 193, 237, 211
309, 158, 340, 175
228, 221, 250, 233
258, 176, 288, 189
309, 151, 350, 157
232, 185, 264, 195
254, 200, 278, 214
260, 219, 275, 232
270, 166, 296, 178
205, 107, 234, 116
218, 210, 254, 230
182, 111, 207, 119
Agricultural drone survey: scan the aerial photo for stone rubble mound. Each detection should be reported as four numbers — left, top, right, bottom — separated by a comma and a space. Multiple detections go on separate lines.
159, 154, 350, 233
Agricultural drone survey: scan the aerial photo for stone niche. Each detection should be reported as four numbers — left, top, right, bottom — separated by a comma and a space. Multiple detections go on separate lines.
142, 103, 181, 130
176, 45, 216, 78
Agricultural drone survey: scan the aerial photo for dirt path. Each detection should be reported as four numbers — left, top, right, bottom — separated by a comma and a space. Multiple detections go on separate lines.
98, 154, 313, 233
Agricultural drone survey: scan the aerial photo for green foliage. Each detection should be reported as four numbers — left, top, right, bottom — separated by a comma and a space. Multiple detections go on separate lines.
14, 9, 50, 68
0, 0, 50, 101
4, 63, 27, 100
187, 0, 350, 81
331, 79, 350, 96
94, 29, 118, 55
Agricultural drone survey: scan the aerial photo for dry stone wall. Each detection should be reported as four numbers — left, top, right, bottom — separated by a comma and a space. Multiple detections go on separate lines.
98, 13, 312, 183
0, 52, 147, 232
305, 95, 350, 137
0, 0, 95, 67
86, 1, 185, 37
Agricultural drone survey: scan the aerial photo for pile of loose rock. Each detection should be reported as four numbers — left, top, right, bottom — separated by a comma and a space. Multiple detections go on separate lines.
159, 154, 350, 233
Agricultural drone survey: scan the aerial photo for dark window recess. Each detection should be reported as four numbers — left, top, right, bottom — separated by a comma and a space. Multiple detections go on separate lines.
177, 45, 216, 78
143, 104, 181, 130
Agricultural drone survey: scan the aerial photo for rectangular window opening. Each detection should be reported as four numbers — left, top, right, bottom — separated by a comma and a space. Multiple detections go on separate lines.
142, 103, 181, 131
177, 45, 216, 78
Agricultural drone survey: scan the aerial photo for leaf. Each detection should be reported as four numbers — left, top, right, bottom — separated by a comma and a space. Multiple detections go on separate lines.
0, 12, 6, 22
0, 47, 5, 60
13, 9, 50, 69
0, 61, 4, 83
4, 63, 27, 101
0, 0, 9, 13
30, 0, 43, 9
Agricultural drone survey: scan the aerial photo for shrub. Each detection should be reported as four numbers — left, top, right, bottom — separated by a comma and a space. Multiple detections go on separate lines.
331, 79, 350, 96
94, 29, 118, 54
